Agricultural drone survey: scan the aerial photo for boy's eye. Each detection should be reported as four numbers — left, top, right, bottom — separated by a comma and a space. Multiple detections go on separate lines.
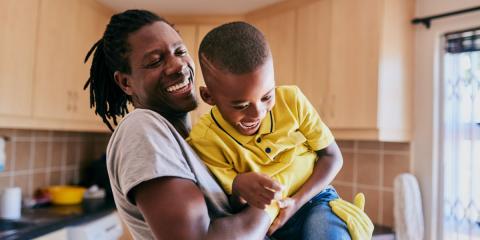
146, 58, 163, 68
232, 104, 249, 110
262, 95, 272, 101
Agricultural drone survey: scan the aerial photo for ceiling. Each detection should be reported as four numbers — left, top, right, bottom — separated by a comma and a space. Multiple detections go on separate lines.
96, 0, 285, 15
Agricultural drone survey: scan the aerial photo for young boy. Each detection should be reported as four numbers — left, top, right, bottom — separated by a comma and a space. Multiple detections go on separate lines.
188, 22, 351, 239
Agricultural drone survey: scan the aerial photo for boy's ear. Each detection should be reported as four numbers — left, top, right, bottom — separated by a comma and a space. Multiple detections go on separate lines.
114, 71, 133, 95
199, 86, 215, 106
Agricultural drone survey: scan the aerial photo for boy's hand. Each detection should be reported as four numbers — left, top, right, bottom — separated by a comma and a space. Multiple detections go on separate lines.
267, 198, 298, 236
232, 172, 283, 209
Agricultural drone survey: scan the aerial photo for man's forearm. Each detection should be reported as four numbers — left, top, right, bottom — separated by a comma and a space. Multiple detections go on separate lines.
292, 142, 343, 205
207, 207, 270, 240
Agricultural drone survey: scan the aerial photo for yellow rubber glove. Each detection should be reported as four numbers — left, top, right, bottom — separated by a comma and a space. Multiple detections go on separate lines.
329, 193, 374, 240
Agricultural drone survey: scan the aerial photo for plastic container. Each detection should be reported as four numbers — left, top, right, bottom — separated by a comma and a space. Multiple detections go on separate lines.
47, 186, 86, 205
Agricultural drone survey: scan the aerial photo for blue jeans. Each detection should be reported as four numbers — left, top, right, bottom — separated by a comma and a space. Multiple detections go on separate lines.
270, 186, 351, 240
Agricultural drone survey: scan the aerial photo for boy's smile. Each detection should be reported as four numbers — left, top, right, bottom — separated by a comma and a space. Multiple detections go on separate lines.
200, 56, 276, 136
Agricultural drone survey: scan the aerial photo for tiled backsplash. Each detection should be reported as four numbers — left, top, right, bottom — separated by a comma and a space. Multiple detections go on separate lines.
333, 140, 411, 228
0, 129, 111, 198
0, 128, 409, 228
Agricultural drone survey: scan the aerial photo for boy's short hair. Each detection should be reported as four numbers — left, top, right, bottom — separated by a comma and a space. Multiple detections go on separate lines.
199, 21, 270, 75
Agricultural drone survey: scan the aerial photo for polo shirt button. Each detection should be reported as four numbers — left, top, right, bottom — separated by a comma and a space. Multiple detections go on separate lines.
265, 147, 271, 153
256, 138, 261, 143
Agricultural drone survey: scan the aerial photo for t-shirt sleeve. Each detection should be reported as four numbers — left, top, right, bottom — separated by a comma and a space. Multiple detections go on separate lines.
293, 86, 335, 151
111, 113, 196, 204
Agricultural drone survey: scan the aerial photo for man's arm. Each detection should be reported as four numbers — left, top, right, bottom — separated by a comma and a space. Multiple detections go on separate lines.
134, 177, 270, 240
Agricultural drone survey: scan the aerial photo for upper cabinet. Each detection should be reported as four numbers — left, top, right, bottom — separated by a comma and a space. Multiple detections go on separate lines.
0, 0, 39, 117
247, 0, 414, 141
0, 0, 112, 132
33, 0, 110, 131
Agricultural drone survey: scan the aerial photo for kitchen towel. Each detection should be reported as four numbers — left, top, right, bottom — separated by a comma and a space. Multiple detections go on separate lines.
394, 173, 424, 240
0, 187, 22, 219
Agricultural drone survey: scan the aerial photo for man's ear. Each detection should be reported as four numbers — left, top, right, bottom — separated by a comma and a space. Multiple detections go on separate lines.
199, 86, 215, 106
114, 71, 133, 95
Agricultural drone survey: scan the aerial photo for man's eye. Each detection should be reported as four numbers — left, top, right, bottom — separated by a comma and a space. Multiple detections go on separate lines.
147, 59, 162, 67
176, 49, 188, 56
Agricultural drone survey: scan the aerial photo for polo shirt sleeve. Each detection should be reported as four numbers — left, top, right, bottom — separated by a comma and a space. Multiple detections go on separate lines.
187, 129, 238, 195
293, 86, 335, 151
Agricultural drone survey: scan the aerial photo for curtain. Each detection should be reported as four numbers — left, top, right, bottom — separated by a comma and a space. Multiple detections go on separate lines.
442, 27, 480, 239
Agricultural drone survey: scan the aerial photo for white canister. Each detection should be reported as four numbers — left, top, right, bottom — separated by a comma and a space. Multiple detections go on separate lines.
0, 187, 22, 219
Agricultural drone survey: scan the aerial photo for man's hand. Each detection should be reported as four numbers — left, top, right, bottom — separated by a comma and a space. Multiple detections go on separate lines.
232, 172, 283, 209
329, 193, 374, 240
267, 198, 298, 236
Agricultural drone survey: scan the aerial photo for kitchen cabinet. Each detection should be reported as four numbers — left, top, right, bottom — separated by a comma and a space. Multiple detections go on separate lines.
247, 0, 413, 141
32, 0, 110, 130
0, 0, 38, 117
327, 0, 413, 141
248, 10, 296, 86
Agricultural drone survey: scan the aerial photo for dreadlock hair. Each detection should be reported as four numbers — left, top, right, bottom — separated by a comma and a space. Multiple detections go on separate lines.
198, 21, 270, 75
84, 9, 171, 131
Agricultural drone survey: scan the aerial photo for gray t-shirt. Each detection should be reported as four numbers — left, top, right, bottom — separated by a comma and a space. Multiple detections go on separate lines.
107, 109, 231, 240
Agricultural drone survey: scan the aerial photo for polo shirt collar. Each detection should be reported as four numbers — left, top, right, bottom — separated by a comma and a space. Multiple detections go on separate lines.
210, 106, 274, 146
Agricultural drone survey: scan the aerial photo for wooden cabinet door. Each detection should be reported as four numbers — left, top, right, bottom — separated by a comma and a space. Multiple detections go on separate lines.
249, 10, 296, 86
0, 0, 39, 117
328, 0, 382, 129
70, 0, 110, 123
33, 0, 80, 120
295, 0, 332, 123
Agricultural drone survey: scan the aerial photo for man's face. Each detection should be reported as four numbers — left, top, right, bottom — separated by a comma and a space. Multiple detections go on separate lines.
121, 21, 197, 115
202, 58, 276, 136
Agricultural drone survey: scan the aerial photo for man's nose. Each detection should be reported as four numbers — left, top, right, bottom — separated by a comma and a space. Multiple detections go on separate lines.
164, 56, 185, 76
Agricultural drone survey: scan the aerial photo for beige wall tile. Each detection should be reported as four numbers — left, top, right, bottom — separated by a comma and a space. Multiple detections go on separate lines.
356, 153, 381, 186
34, 142, 49, 169
357, 187, 381, 224
4, 140, 13, 172
383, 142, 410, 152
337, 140, 354, 150
32, 172, 47, 193
382, 190, 394, 227
358, 141, 381, 150
383, 154, 410, 187
51, 142, 64, 168
0, 175, 11, 189
33, 130, 51, 138
66, 142, 78, 166
64, 169, 75, 185
336, 152, 354, 182
15, 129, 32, 138
14, 174, 30, 197
50, 170, 62, 186
333, 184, 354, 202
14, 142, 32, 171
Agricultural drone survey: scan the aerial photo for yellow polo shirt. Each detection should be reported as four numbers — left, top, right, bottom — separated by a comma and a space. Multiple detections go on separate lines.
187, 85, 334, 220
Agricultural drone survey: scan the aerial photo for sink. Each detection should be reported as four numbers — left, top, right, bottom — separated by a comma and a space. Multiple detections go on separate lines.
0, 219, 35, 231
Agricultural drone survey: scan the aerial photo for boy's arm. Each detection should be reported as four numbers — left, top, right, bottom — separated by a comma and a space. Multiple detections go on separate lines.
134, 176, 270, 240
267, 141, 343, 234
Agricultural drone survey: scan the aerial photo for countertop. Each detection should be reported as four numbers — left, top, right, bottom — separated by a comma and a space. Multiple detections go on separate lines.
0, 198, 116, 240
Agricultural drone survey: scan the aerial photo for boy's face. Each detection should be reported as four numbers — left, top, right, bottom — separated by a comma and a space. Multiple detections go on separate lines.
201, 57, 276, 136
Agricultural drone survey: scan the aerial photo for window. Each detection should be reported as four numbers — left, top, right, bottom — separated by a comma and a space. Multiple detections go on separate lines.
442, 27, 480, 239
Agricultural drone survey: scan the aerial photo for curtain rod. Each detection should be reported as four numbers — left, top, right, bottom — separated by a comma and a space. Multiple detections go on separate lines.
412, 6, 480, 29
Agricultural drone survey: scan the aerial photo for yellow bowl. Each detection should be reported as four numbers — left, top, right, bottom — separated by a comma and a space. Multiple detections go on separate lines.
47, 186, 86, 205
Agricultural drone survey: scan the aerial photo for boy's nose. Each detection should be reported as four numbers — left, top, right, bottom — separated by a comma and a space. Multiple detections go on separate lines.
247, 104, 266, 119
